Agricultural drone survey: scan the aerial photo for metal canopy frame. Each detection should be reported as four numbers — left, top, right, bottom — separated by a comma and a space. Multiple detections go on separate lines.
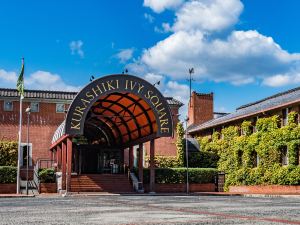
65, 74, 174, 147
86, 92, 156, 146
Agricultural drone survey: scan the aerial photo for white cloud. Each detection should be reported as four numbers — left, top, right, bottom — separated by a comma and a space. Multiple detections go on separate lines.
141, 30, 206, 79
0, 68, 80, 92
164, 80, 189, 120
144, 13, 155, 23
263, 72, 300, 87
154, 23, 172, 33
138, 0, 300, 88
144, 73, 164, 84
69, 40, 84, 58
116, 48, 134, 63
144, 0, 184, 13
0, 69, 17, 83
164, 80, 189, 103
172, 0, 243, 32
140, 28, 300, 85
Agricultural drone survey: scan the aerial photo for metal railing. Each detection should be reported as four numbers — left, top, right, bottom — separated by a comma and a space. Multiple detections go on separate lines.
33, 158, 56, 193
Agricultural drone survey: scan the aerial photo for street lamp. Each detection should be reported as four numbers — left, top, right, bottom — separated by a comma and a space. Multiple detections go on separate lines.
185, 116, 189, 194
25, 106, 31, 195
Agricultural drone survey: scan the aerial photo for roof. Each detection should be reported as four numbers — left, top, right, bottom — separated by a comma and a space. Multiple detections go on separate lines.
0, 88, 183, 106
165, 97, 184, 107
0, 88, 77, 100
185, 138, 200, 152
52, 120, 66, 144
188, 86, 300, 134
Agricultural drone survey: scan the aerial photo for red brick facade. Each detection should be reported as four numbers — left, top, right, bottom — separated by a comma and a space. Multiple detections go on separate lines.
188, 91, 214, 126
0, 99, 69, 163
229, 185, 300, 194
144, 105, 180, 157
0, 90, 182, 165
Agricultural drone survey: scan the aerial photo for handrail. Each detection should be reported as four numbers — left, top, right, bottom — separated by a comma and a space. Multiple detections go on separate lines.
33, 161, 40, 193
129, 172, 144, 193
33, 158, 56, 193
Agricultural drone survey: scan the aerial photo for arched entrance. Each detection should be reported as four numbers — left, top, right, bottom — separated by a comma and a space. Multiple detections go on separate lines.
50, 74, 174, 192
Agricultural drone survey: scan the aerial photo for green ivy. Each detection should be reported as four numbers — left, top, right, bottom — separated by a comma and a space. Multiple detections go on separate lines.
0, 141, 18, 167
176, 122, 185, 166
197, 113, 300, 190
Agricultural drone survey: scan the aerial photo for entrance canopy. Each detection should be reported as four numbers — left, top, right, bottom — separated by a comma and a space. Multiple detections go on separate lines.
64, 74, 173, 147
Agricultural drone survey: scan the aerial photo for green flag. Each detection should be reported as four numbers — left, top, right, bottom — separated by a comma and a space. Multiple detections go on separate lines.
16, 59, 24, 97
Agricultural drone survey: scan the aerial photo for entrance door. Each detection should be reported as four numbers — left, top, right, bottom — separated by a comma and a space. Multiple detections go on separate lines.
78, 145, 121, 174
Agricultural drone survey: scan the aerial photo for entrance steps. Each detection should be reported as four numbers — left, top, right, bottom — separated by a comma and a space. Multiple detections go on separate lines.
70, 174, 134, 193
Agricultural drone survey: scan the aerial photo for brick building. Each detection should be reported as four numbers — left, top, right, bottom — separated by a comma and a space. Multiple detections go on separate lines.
187, 87, 300, 137
0, 88, 182, 164
0, 74, 183, 193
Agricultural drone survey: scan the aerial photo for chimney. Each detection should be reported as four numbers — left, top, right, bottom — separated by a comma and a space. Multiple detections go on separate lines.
188, 91, 214, 126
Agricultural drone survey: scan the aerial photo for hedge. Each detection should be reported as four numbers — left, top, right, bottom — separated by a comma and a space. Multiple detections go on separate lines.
197, 112, 300, 190
0, 166, 17, 183
134, 167, 218, 184
38, 168, 56, 183
0, 141, 18, 166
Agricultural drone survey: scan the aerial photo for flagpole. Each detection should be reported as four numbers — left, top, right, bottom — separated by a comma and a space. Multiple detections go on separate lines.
16, 58, 24, 194
17, 93, 23, 194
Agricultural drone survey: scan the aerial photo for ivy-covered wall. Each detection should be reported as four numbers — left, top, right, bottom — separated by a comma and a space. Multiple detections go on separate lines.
145, 122, 219, 168
198, 112, 300, 190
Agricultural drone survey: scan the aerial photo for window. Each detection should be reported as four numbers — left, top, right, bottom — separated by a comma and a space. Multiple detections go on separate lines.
296, 146, 300, 166
280, 146, 288, 166
56, 103, 65, 113
20, 143, 32, 167
253, 151, 259, 167
252, 117, 258, 133
237, 150, 243, 166
30, 102, 39, 112
282, 108, 288, 126
3, 101, 13, 111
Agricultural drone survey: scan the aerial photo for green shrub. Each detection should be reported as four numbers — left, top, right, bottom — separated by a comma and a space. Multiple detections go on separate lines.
144, 156, 180, 168
134, 167, 218, 184
189, 152, 219, 168
0, 141, 18, 166
38, 168, 56, 183
0, 166, 17, 183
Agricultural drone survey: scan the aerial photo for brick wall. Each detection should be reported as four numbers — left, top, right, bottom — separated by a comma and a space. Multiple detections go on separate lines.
0, 96, 182, 165
188, 92, 214, 126
0, 184, 17, 194
0, 100, 66, 163
144, 183, 216, 193
144, 105, 180, 156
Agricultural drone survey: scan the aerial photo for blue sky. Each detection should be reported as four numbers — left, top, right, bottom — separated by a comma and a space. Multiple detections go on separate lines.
1, 0, 300, 119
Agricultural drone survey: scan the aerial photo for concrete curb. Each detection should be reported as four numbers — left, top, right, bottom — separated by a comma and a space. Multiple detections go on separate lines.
0, 194, 35, 198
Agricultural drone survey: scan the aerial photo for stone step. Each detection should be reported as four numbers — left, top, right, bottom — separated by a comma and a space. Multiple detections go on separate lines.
70, 174, 133, 193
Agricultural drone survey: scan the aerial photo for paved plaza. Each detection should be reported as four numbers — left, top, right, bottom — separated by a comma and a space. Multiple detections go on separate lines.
0, 195, 300, 225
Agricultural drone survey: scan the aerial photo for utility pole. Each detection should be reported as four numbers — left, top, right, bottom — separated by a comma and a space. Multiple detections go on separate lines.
188, 68, 194, 108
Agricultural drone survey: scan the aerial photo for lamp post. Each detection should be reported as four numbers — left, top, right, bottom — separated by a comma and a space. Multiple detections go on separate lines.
185, 116, 189, 194
25, 106, 31, 195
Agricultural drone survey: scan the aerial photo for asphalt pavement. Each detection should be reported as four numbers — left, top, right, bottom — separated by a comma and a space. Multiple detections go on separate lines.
0, 195, 300, 224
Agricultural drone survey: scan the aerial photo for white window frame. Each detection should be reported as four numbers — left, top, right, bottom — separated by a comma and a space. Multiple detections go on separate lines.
30, 102, 39, 112
281, 146, 288, 166
3, 100, 13, 111
282, 108, 289, 126
256, 154, 260, 167
56, 103, 65, 113
20, 143, 32, 166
